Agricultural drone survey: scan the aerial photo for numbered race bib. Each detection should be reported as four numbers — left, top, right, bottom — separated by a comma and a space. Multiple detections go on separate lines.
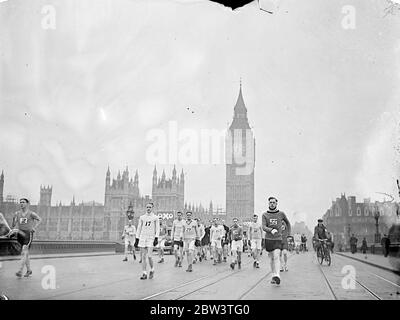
20, 218, 28, 224
269, 219, 278, 226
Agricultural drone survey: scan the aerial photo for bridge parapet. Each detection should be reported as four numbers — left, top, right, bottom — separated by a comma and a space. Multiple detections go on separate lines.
0, 239, 117, 256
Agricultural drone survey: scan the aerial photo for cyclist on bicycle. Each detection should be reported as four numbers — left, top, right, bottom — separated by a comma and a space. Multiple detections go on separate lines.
314, 218, 329, 251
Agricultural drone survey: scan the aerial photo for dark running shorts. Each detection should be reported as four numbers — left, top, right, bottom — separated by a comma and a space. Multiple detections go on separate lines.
173, 240, 183, 248
201, 238, 210, 246
17, 230, 33, 248
281, 241, 288, 250
264, 239, 282, 252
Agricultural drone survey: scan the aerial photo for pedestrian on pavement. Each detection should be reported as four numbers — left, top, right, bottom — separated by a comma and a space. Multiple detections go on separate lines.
262, 196, 291, 285
361, 237, 368, 258
349, 234, 357, 254
326, 232, 334, 254
381, 234, 390, 257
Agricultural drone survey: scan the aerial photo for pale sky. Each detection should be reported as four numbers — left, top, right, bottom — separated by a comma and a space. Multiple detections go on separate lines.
1, 0, 400, 230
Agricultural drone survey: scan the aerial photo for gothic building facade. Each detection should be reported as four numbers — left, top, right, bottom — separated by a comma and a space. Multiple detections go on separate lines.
323, 193, 398, 247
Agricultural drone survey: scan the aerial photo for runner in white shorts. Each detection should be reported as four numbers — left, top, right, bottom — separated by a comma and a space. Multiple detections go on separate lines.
136, 203, 160, 280
172, 211, 185, 267
249, 214, 263, 268
229, 218, 243, 270
122, 220, 136, 262
210, 218, 224, 265
157, 223, 167, 263
182, 211, 200, 272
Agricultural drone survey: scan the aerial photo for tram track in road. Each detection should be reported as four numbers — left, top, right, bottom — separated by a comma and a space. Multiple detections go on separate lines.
317, 261, 338, 300
238, 253, 296, 300
333, 253, 400, 300
316, 253, 384, 300
142, 260, 253, 300
315, 253, 392, 300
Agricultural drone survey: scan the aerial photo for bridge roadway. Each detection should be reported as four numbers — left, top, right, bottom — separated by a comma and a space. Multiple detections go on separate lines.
0, 251, 399, 300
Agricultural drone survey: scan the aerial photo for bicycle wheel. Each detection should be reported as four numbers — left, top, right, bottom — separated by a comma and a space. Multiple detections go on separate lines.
317, 247, 324, 264
325, 248, 331, 266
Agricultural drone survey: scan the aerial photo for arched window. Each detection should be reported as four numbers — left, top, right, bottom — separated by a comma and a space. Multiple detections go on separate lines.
364, 207, 369, 216
356, 207, 361, 216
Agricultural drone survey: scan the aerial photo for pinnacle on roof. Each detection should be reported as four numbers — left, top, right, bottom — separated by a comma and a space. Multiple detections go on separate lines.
234, 80, 247, 115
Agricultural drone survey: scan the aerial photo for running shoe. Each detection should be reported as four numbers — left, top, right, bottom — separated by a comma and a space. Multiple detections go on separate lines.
149, 270, 154, 279
24, 270, 32, 277
284, 266, 288, 272
123, 257, 128, 262
16, 271, 22, 278
186, 264, 193, 272
272, 276, 280, 285
253, 261, 257, 268
230, 262, 235, 270
140, 274, 147, 280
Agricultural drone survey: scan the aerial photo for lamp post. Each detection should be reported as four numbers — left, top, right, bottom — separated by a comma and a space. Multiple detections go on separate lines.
374, 205, 381, 244
347, 223, 351, 250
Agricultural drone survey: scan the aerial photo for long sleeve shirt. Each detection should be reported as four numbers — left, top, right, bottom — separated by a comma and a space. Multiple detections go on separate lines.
262, 210, 291, 241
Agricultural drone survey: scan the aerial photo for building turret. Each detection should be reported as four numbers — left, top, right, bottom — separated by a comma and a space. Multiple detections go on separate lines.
172, 165, 177, 183
134, 170, 139, 187
0, 170, 4, 204
39, 185, 52, 206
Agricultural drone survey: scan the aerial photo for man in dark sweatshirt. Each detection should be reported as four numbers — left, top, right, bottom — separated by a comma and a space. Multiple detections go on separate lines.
262, 196, 291, 285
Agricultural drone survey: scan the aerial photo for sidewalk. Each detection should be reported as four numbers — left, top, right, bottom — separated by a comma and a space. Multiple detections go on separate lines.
336, 252, 400, 274
0, 251, 118, 262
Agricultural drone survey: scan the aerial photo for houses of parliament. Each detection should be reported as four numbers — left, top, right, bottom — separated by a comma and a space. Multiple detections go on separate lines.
0, 84, 256, 241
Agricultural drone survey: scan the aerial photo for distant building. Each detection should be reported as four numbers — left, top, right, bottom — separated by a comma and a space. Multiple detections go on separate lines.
225, 83, 255, 221
0, 166, 188, 241
323, 193, 398, 247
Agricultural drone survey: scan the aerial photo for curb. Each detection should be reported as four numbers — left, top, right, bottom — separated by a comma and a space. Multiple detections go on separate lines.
0, 252, 120, 262
336, 252, 400, 275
